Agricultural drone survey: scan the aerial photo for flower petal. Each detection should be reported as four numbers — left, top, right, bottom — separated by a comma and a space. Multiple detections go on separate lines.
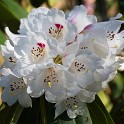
55, 101, 66, 118
2, 87, 18, 106
18, 89, 32, 107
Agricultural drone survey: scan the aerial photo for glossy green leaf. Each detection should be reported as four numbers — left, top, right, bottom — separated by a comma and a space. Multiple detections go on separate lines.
112, 73, 124, 99
5, 103, 19, 124
110, 99, 124, 124
95, 95, 114, 124
17, 98, 40, 124
87, 101, 107, 124
0, 30, 6, 44
0, 96, 113, 124
0, 0, 27, 32
49, 119, 76, 124
87, 95, 115, 124
11, 104, 23, 124
0, 103, 19, 124
0, 103, 11, 124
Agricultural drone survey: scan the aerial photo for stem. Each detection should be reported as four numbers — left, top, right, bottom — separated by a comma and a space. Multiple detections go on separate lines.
40, 96, 47, 124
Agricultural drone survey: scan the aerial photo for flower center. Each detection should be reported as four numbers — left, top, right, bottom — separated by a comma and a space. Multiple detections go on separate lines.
107, 31, 115, 40
48, 23, 64, 39
10, 78, 26, 94
65, 96, 79, 110
44, 67, 58, 88
71, 60, 89, 75
31, 43, 45, 61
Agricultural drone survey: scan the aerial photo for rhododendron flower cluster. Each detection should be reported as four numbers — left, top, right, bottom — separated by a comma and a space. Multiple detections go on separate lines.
0, 5, 124, 119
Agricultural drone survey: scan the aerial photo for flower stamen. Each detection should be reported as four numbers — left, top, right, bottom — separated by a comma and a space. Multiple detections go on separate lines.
9, 57, 16, 63
44, 68, 58, 88
9, 79, 26, 94
31, 43, 45, 61
48, 24, 64, 39
65, 96, 79, 110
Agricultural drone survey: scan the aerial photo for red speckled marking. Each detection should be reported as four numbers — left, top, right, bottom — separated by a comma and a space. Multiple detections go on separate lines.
55, 24, 64, 29
37, 43, 45, 48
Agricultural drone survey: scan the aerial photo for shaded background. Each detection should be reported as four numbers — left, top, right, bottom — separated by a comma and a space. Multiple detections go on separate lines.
0, 0, 124, 124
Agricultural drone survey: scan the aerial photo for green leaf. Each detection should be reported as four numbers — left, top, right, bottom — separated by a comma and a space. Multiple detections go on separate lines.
87, 95, 115, 124
87, 101, 107, 124
95, 95, 114, 124
0, 103, 20, 124
0, 103, 11, 124
11, 104, 23, 124
49, 119, 76, 124
0, 30, 6, 44
0, 96, 113, 124
17, 98, 40, 124
4, 103, 19, 124
0, 0, 27, 32
110, 99, 124, 123
112, 73, 124, 99
40, 95, 48, 124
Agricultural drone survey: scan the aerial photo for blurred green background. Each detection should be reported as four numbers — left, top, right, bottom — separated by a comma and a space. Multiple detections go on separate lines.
0, 0, 124, 124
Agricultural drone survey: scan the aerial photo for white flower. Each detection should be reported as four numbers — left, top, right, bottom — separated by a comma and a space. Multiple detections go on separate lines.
94, 55, 122, 90
55, 89, 95, 119
26, 63, 77, 103
5, 27, 25, 46
78, 26, 109, 59
93, 14, 124, 55
0, 5, 124, 119
66, 5, 97, 33
18, 7, 49, 35
105, 14, 124, 55
14, 31, 57, 59
12, 31, 57, 76
55, 95, 86, 119
0, 68, 32, 107
42, 8, 77, 44
57, 41, 79, 67
75, 14, 124, 61
0, 40, 17, 70
69, 52, 101, 76
108, 30, 124, 55
18, 7, 77, 44
68, 51, 105, 93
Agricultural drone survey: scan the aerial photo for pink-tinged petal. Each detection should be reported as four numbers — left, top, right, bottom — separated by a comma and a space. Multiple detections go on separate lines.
67, 5, 97, 33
